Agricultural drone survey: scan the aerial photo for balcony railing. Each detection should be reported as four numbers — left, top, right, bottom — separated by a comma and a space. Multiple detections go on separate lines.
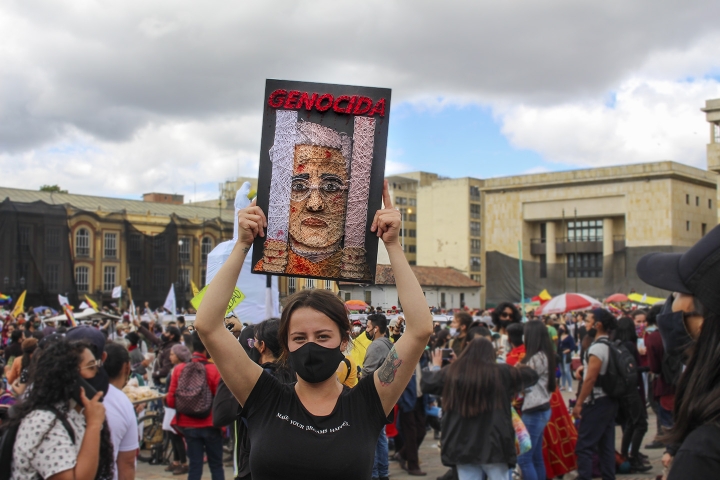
530, 235, 626, 256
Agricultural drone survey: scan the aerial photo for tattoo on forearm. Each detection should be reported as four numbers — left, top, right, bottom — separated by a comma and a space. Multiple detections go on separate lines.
378, 346, 403, 386
242, 246, 250, 255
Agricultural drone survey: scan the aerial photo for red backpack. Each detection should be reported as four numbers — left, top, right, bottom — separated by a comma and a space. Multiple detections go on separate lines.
175, 361, 213, 418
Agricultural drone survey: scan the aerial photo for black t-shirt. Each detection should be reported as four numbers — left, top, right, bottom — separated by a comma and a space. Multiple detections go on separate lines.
668, 424, 720, 479
240, 370, 391, 480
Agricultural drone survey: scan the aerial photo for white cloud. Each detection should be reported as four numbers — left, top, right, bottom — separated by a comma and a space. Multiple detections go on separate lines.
498, 78, 720, 168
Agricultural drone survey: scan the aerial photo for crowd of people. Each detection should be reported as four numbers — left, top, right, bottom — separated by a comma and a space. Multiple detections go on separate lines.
1, 185, 720, 480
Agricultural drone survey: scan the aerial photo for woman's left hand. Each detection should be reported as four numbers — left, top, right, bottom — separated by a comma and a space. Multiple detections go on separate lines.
431, 348, 443, 367
371, 180, 401, 245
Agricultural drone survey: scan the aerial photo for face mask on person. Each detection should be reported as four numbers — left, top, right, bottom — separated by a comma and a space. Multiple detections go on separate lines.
288, 342, 345, 383
86, 365, 110, 397
365, 328, 375, 341
449, 328, 457, 337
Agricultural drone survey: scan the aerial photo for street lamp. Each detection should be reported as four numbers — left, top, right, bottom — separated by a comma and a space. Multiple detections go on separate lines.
178, 239, 185, 313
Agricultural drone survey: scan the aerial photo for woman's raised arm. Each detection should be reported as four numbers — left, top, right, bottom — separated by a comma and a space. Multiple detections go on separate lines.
194, 199, 266, 406
370, 181, 434, 414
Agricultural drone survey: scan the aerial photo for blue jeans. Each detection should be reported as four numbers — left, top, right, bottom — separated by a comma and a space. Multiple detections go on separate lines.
184, 427, 225, 480
561, 358, 573, 389
456, 463, 511, 480
372, 426, 389, 478
517, 408, 552, 480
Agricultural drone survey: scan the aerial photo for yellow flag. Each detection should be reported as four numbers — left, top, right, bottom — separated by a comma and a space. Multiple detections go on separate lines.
191, 285, 245, 316
539, 289, 552, 301
11, 290, 26, 317
190, 280, 200, 298
84, 295, 99, 311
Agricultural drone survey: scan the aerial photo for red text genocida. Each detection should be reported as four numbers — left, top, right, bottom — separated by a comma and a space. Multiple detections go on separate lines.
267, 90, 386, 117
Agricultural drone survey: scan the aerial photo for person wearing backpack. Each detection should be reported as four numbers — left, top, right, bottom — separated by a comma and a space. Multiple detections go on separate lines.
166, 331, 223, 480
572, 308, 619, 480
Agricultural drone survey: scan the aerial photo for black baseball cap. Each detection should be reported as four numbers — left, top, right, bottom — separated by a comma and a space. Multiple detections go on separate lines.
637, 223, 720, 315
65, 325, 106, 359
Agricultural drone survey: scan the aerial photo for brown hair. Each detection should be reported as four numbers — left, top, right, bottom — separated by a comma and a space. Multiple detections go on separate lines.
454, 311, 473, 330
278, 289, 351, 364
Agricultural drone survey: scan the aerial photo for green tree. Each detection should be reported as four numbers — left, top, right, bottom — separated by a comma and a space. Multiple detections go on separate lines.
40, 185, 68, 194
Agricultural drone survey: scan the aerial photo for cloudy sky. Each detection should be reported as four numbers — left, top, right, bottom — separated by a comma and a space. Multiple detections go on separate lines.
2, 0, 720, 201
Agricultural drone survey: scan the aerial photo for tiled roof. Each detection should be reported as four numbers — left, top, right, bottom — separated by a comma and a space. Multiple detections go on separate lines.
0, 187, 234, 223
373, 264, 482, 287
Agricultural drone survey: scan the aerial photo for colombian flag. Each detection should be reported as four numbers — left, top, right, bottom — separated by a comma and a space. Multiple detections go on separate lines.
84, 295, 98, 311
531, 289, 552, 304
64, 305, 77, 327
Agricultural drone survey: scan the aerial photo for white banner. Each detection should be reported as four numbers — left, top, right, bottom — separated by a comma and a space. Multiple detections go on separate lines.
163, 285, 176, 314
58, 294, 69, 307
111, 285, 122, 299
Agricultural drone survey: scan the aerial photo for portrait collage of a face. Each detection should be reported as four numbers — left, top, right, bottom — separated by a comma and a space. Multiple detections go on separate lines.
252, 80, 391, 283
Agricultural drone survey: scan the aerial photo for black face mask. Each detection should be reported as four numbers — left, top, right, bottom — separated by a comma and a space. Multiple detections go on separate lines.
500, 320, 512, 330
365, 330, 374, 341
86, 366, 110, 398
288, 342, 345, 384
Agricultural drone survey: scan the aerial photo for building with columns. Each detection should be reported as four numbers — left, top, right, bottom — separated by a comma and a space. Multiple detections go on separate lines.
703, 98, 720, 220
480, 161, 717, 307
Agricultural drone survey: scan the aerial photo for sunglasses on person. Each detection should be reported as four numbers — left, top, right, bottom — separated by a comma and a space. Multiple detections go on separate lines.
499, 312, 512, 318
81, 359, 103, 372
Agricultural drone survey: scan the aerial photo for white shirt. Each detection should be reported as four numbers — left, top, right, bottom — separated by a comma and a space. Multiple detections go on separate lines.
12, 406, 86, 480
104, 385, 139, 480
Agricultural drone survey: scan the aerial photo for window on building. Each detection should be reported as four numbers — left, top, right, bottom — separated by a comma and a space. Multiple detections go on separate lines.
408, 245, 416, 253
441, 292, 446, 309
201, 237, 213, 262
409, 198, 417, 206
540, 254, 547, 278
715, 124, 720, 143
178, 237, 191, 262
567, 253, 603, 278
470, 222, 481, 237
76, 228, 90, 257
710, 199, 713, 209
46, 228, 60, 255
409, 229, 416, 238
471, 239, 481, 254
45, 264, 59, 292
696, 196, 700, 207
130, 266, 141, 291
460, 292, 465, 308
75, 266, 89, 293
409, 260, 416, 265
325, 280, 332, 290
470, 257, 481, 271
129, 234, 142, 259
686, 194, 690, 205
567, 219, 603, 242
103, 266, 116, 292
364, 290, 372, 305
687, 220, 690, 231
470, 203, 481, 219
104, 232, 117, 258
200, 268, 207, 287
288, 277, 296, 295
19, 225, 31, 251
470, 186, 480, 200
702, 223, 708, 236
153, 235, 166, 261
178, 268, 190, 290
399, 229, 404, 237
153, 267, 167, 289
400, 208, 407, 221
306, 278, 315, 289
408, 213, 416, 222
344, 292, 350, 301
470, 274, 481, 282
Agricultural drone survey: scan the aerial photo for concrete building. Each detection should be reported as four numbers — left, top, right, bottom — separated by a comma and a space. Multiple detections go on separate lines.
480, 161, 717, 306
339, 264, 482, 311
702, 98, 720, 221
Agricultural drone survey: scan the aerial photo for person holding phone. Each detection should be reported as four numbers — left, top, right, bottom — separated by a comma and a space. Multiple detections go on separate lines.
194, 181, 433, 480
8, 339, 114, 480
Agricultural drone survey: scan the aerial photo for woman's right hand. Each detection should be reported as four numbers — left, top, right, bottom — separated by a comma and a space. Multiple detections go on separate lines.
237, 199, 267, 247
80, 387, 105, 428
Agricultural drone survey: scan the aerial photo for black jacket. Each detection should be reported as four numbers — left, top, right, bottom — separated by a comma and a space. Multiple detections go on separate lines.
421, 364, 538, 468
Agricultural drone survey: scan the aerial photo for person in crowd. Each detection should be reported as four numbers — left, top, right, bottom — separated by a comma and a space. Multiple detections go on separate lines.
572, 309, 618, 480
394, 354, 428, 476
166, 332, 223, 480
422, 338, 539, 480
7, 337, 37, 386
431, 328, 451, 350
505, 322, 526, 366
124, 331, 146, 377
574, 312, 587, 348
3, 328, 23, 363
361, 312, 394, 480
103, 343, 139, 480
195, 183, 432, 480
348, 319, 371, 370
517, 320, 556, 480
558, 323, 577, 392
490, 302, 522, 361
164, 343, 192, 475
545, 315, 559, 351
644, 304, 674, 449
448, 311, 472, 357
9, 339, 114, 479
631, 309, 650, 403
613, 317, 651, 473
135, 320, 181, 388
635, 224, 720, 478
389, 318, 403, 343
466, 325, 493, 343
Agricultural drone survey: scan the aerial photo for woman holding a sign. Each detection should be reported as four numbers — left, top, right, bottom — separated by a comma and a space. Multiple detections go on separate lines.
195, 181, 433, 480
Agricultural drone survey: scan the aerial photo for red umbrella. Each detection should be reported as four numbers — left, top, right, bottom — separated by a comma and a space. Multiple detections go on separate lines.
605, 293, 629, 303
345, 299, 368, 309
535, 293, 602, 315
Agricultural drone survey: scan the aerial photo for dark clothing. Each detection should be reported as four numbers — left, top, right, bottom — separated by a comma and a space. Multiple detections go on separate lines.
184, 426, 225, 480
448, 335, 469, 358
398, 396, 427, 471
646, 329, 675, 403
559, 335, 577, 363
668, 424, 720, 480
575, 396, 618, 480
3, 342, 22, 362
137, 324, 178, 384
421, 364, 539, 468
170, 431, 187, 463
240, 370, 390, 480
620, 393, 648, 459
